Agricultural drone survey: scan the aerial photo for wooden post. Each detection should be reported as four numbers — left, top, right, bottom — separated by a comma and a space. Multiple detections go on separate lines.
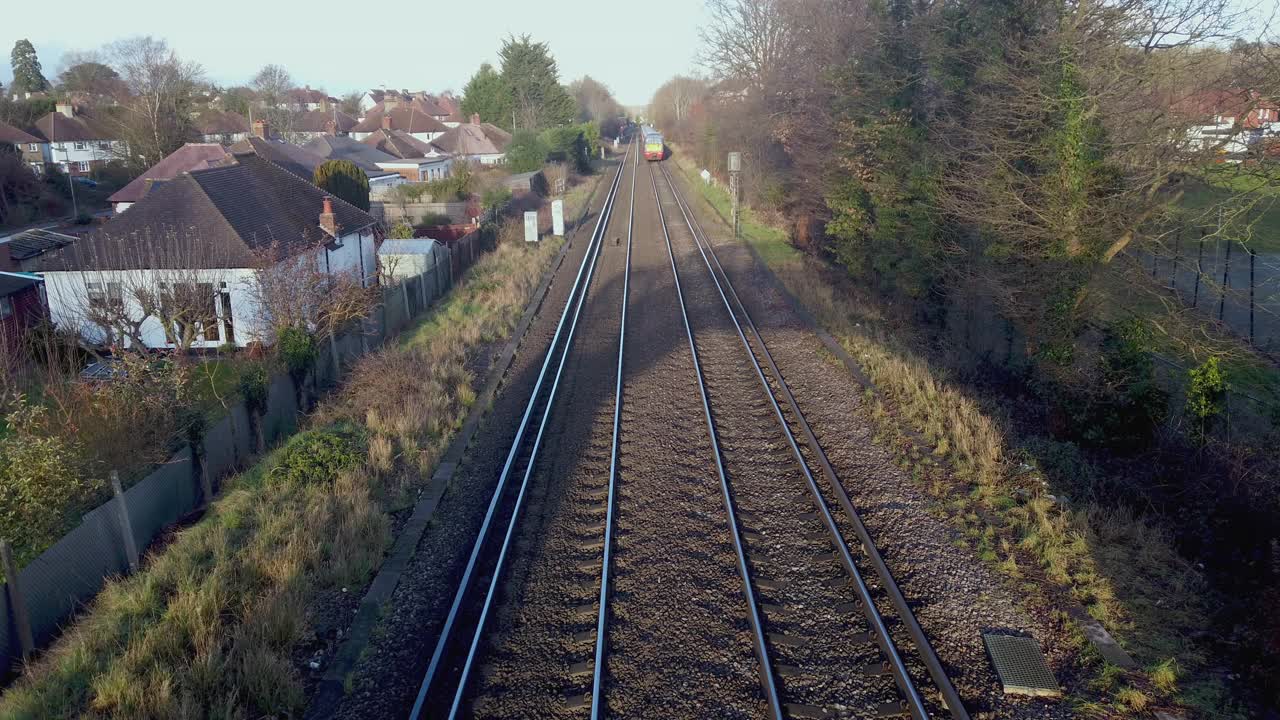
329, 330, 340, 381
111, 471, 140, 573
401, 280, 411, 323
1193, 233, 1204, 308
1219, 239, 1232, 322
195, 440, 212, 509
1169, 229, 1181, 291
0, 539, 34, 663
1249, 247, 1256, 346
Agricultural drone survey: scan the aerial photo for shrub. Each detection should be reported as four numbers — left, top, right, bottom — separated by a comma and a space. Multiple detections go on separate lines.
238, 363, 269, 414
389, 221, 414, 239
277, 325, 316, 381
1186, 356, 1226, 439
506, 130, 549, 173
0, 402, 101, 572
482, 187, 513, 211
313, 159, 370, 212
266, 426, 364, 487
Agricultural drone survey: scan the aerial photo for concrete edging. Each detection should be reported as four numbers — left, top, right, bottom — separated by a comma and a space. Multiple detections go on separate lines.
308, 169, 611, 715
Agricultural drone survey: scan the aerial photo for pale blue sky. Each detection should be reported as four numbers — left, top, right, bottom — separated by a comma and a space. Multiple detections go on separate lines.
2, 0, 712, 107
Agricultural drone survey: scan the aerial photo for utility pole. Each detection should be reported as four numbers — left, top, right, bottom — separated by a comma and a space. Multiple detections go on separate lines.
728, 151, 741, 238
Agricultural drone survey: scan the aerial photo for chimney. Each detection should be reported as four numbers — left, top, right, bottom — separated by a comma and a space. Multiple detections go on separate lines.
381, 114, 394, 131
320, 196, 341, 238
253, 119, 269, 139
319, 96, 330, 113
470, 113, 480, 125
384, 96, 399, 111
56, 102, 75, 119
325, 119, 338, 136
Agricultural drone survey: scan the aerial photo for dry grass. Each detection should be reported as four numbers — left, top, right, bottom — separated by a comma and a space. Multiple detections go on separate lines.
669, 148, 1219, 714
0, 219, 569, 720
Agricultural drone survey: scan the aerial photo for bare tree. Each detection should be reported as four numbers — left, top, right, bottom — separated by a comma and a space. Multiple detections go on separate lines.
250, 64, 303, 143
108, 37, 204, 170
700, 0, 792, 91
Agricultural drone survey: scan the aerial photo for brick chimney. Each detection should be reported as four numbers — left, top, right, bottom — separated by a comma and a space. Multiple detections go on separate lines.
381, 114, 394, 131
320, 196, 341, 238
384, 97, 400, 111
55, 102, 75, 119
319, 96, 330, 113
324, 119, 338, 136
253, 119, 269, 139
470, 113, 480, 125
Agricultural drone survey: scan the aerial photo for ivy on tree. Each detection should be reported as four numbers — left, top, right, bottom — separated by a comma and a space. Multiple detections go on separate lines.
10, 39, 48, 94
313, 159, 370, 212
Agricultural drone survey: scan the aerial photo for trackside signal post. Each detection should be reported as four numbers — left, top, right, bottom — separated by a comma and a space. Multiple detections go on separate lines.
728, 151, 742, 238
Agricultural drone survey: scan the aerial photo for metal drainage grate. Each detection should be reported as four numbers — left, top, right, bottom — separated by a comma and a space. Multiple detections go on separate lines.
983, 633, 1062, 698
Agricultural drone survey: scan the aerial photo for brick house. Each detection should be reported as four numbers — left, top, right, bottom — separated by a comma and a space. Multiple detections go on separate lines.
0, 121, 49, 175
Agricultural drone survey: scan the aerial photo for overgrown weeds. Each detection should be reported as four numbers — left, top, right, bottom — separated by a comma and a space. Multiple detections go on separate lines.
0, 216, 568, 719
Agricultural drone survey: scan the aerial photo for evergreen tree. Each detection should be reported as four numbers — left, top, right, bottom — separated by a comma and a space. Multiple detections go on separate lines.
461, 63, 512, 129
10, 39, 48, 94
498, 35, 576, 130
314, 160, 370, 212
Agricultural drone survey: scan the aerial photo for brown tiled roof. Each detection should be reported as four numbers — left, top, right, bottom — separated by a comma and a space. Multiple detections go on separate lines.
0, 121, 43, 146
31, 109, 120, 143
289, 87, 336, 104
301, 135, 401, 176
352, 106, 448, 134
430, 123, 511, 156
195, 110, 250, 135
39, 154, 378, 272
227, 135, 326, 180
359, 129, 442, 160
108, 143, 233, 204
294, 109, 358, 133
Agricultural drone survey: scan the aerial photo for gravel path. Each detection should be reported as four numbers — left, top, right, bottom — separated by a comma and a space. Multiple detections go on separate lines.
324, 163, 621, 720
664, 166, 1076, 719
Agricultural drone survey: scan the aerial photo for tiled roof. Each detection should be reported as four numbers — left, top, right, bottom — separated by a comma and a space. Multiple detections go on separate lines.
227, 135, 326, 181
0, 121, 43, 146
359, 129, 442, 160
352, 106, 448, 134
39, 154, 378, 272
301, 135, 400, 176
430, 123, 511, 156
31, 109, 120, 143
108, 143, 233, 204
195, 110, 250, 135
294, 109, 358, 133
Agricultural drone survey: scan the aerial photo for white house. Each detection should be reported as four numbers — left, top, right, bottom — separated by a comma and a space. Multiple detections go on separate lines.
31, 103, 126, 176
350, 105, 448, 144
37, 154, 380, 349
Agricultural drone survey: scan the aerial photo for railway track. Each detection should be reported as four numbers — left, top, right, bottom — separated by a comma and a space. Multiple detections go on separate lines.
409, 141, 635, 720
651, 161, 971, 720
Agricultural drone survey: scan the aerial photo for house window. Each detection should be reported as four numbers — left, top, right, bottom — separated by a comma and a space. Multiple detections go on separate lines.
29, 163, 43, 175
0, 296, 12, 319
86, 281, 124, 314
27, 143, 37, 152
219, 282, 235, 346
76, 161, 90, 173
98, 142, 110, 150
74, 141, 86, 150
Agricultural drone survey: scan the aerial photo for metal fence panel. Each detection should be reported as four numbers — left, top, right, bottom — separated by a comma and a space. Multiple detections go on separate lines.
203, 412, 238, 483
125, 450, 198, 552
264, 374, 298, 444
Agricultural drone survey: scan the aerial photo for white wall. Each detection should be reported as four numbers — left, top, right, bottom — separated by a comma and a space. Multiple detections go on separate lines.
41, 228, 378, 349
50, 139, 126, 170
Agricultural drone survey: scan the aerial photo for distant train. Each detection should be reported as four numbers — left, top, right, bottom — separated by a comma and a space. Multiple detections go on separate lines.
642, 126, 666, 161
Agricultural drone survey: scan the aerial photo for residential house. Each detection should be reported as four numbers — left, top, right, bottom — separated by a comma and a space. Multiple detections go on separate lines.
300, 135, 407, 191
0, 121, 48, 175
430, 117, 512, 165
286, 86, 339, 112
292, 109, 359, 141
358, 129, 453, 181
195, 110, 251, 144
0, 242, 47, 351
37, 154, 381, 349
228, 120, 329, 180
1176, 88, 1280, 157
350, 104, 448, 143
30, 103, 126, 176
107, 143, 233, 213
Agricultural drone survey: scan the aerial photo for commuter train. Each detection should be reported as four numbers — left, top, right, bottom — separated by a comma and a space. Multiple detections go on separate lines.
642, 126, 666, 161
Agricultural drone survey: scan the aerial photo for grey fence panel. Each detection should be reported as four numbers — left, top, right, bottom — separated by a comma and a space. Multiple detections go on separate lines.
264, 374, 298, 444
231, 403, 254, 461
19, 500, 129, 647
125, 450, 198, 551
203, 411, 239, 483
0, 581, 13, 673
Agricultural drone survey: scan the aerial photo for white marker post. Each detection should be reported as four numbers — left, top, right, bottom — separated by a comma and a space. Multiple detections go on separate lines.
524, 211, 539, 242
552, 199, 565, 237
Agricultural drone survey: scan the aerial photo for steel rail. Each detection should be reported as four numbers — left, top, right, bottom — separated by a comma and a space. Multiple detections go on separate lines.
590, 138, 638, 720
649, 161, 786, 720
409, 143, 631, 720
661, 163, 972, 719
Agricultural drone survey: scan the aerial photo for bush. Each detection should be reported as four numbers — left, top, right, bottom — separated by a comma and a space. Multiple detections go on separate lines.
419, 211, 453, 227
506, 130, 550, 173
238, 363, 270, 414
266, 426, 364, 487
277, 325, 317, 381
313, 159, 371, 212
389, 221, 415, 239
0, 402, 101, 572
1186, 356, 1226, 439
482, 187, 513, 211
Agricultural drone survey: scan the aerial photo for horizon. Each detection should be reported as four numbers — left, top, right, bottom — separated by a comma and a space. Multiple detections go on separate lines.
1, 0, 712, 108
